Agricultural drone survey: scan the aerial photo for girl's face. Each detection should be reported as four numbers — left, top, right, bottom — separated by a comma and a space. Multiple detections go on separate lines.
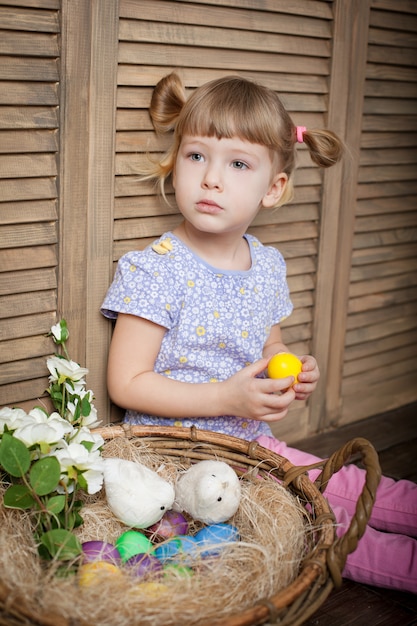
173, 135, 287, 237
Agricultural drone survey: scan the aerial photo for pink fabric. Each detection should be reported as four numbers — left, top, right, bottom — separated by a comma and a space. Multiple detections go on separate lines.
256, 435, 417, 593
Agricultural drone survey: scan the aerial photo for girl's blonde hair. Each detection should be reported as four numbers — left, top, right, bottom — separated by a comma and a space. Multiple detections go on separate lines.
146, 72, 343, 206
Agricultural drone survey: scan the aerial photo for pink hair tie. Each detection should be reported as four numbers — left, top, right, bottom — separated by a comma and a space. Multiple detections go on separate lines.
296, 126, 306, 143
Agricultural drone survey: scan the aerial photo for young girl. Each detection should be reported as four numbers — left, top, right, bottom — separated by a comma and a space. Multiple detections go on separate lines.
101, 72, 417, 593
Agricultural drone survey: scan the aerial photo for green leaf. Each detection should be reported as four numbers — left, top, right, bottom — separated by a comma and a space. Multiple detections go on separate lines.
80, 395, 91, 417
40, 528, 82, 560
0, 433, 31, 477
55, 564, 78, 579
49, 387, 63, 403
59, 508, 83, 531
3, 484, 36, 509
77, 472, 88, 492
29, 457, 61, 496
72, 401, 81, 422
37, 543, 51, 560
46, 494, 66, 515
72, 510, 84, 528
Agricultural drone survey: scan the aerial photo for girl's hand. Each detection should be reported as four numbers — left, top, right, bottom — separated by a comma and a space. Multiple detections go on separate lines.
292, 355, 320, 400
221, 358, 296, 423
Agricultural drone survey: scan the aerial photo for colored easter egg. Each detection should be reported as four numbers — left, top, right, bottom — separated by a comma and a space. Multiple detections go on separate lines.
124, 553, 162, 579
195, 523, 240, 557
81, 540, 120, 564
175, 535, 199, 562
267, 353, 302, 384
147, 509, 189, 539
78, 561, 122, 587
115, 530, 153, 563
163, 563, 194, 579
133, 581, 168, 598
154, 535, 199, 563
154, 537, 182, 562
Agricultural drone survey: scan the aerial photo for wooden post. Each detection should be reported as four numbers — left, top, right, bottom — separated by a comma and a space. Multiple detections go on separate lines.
311, 0, 371, 432
59, 0, 118, 422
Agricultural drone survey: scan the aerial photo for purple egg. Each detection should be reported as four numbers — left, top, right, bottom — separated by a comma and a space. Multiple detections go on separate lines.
147, 510, 189, 539
125, 553, 163, 579
81, 540, 121, 564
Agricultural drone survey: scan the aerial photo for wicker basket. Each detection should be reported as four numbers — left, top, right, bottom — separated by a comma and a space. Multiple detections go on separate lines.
0, 424, 381, 626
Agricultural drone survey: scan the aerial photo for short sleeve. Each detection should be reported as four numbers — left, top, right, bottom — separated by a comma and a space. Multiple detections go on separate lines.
271, 247, 293, 325
249, 237, 293, 326
100, 249, 179, 329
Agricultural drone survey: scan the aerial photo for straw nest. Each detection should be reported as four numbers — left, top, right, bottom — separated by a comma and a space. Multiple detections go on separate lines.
0, 436, 313, 626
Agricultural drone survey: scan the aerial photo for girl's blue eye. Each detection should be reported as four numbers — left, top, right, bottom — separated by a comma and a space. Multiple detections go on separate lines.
232, 161, 247, 170
190, 153, 203, 162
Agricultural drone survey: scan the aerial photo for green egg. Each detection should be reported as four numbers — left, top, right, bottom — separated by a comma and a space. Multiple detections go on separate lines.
163, 563, 194, 579
115, 530, 153, 563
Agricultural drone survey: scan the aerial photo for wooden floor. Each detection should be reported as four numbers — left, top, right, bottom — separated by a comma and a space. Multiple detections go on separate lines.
292, 402, 417, 626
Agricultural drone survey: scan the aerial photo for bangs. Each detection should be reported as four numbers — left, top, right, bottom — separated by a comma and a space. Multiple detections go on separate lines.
176, 77, 289, 152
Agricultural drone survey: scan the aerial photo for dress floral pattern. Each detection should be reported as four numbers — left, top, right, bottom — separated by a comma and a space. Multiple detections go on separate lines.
101, 232, 293, 440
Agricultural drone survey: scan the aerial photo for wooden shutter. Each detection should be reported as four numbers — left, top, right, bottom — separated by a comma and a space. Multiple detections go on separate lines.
323, 0, 417, 427
0, 0, 60, 411
115, 0, 336, 439
2, 0, 415, 438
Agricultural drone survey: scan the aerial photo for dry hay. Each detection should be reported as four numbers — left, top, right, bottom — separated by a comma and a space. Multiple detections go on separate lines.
0, 437, 314, 626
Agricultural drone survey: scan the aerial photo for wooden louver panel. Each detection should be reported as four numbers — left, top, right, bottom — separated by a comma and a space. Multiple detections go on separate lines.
340, 0, 417, 423
0, 0, 60, 410
114, 0, 335, 439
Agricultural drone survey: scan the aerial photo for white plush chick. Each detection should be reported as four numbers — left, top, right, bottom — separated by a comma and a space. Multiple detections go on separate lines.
103, 457, 175, 529
174, 460, 241, 524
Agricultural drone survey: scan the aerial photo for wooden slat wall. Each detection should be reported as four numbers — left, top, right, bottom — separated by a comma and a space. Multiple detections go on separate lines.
1, 0, 416, 440
338, 0, 417, 424
114, 0, 335, 438
0, 0, 60, 411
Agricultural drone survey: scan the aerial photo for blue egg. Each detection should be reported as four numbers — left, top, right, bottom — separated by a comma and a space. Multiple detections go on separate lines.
154, 538, 182, 562
177, 535, 199, 561
154, 535, 199, 564
195, 523, 240, 557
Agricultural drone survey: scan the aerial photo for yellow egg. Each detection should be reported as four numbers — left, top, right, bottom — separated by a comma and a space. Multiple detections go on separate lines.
78, 561, 122, 587
133, 581, 169, 598
267, 353, 302, 384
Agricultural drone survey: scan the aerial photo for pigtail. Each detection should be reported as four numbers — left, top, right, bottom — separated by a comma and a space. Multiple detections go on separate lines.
302, 128, 344, 168
140, 73, 187, 200
150, 72, 186, 135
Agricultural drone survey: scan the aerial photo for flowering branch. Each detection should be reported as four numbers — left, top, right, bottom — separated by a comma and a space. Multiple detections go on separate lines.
0, 320, 105, 561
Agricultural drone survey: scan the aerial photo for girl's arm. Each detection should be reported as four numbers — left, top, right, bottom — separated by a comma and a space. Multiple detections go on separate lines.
263, 323, 320, 400
107, 313, 296, 422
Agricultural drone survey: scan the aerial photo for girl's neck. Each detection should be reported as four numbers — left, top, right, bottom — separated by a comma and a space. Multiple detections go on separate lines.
173, 222, 252, 271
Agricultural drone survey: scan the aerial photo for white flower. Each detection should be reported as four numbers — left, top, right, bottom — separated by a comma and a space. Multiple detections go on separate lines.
53, 442, 104, 495
47, 355, 89, 385
71, 426, 104, 451
27, 407, 53, 423
29, 408, 73, 430
65, 389, 100, 428
80, 401, 99, 427
0, 407, 29, 434
50, 322, 64, 342
13, 412, 73, 449
64, 379, 85, 396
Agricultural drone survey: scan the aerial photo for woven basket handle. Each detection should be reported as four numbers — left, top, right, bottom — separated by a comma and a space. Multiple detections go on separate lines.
283, 437, 381, 587
314, 437, 381, 585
